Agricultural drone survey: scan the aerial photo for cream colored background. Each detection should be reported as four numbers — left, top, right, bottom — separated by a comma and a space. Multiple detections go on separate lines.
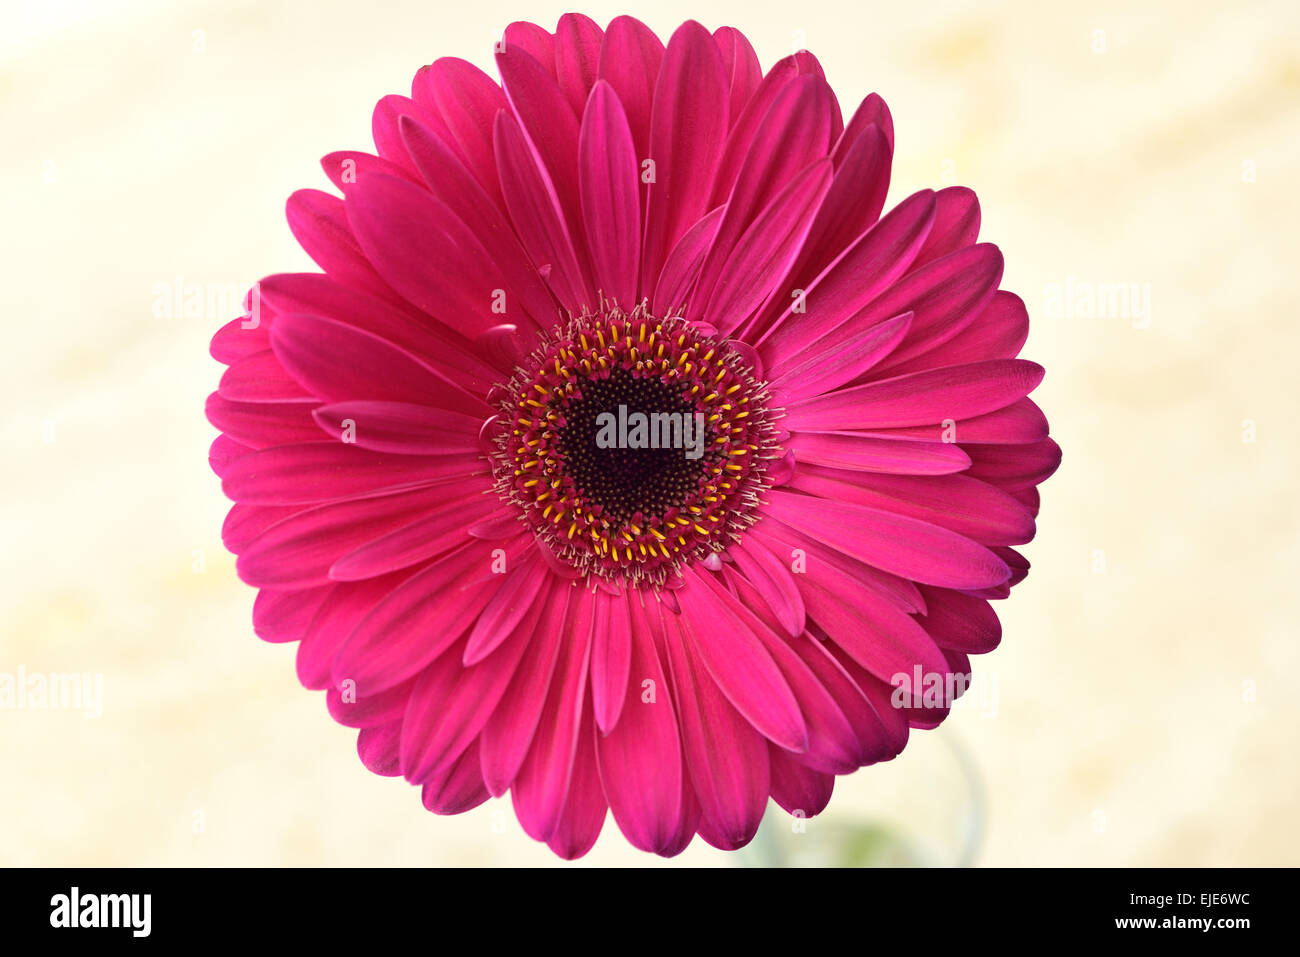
1, 0, 1297, 866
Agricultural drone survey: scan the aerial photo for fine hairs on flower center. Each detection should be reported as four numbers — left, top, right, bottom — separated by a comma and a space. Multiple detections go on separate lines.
491, 304, 783, 586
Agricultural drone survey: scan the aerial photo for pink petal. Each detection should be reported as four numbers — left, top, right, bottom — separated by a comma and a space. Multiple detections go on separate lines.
886, 290, 1030, 375
554, 13, 604, 116
964, 437, 1063, 491
791, 466, 1036, 546
770, 311, 912, 401
708, 51, 825, 207
223, 442, 477, 506
410, 58, 508, 204
758, 189, 936, 362
327, 676, 414, 728
589, 590, 632, 734
501, 21, 556, 76
661, 615, 769, 849
833, 92, 894, 164
398, 116, 556, 330
219, 350, 314, 404
727, 535, 805, 637
205, 393, 323, 450
495, 42, 584, 245
705, 158, 833, 336
371, 94, 449, 176
311, 401, 482, 455
402, 598, 537, 784
222, 503, 300, 554
257, 272, 501, 396
752, 521, 926, 615
597, 15, 664, 206
463, 553, 553, 664
252, 585, 332, 644
911, 186, 980, 270
862, 396, 1048, 446
296, 569, 417, 690
331, 541, 518, 695
235, 485, 451, 589
790, 431, 970, 475
285, 188, 397, 304
594, 600, 684, 853
270, 312, 482, 411
721, 578, 860, 774
680, 569, 808, 752
827, 652, 911, 757
782, 359, 1045, 432
773, 242, 1004, 381
640, 21, 729, 293
768, 746, 834, 817
357, 722, 404, 777
787, 553, 950, 687
791, 123, 892, 283
712, 26, 762, 127
345, 172, 526, 339
579, 81, 641, 309
866, 243, 1006, 376
328, 485, 499, 581
512, 588, 595, 841
693, 74, 836, 310
545, 709, 608, 859
208, 433, 253, 479
494, 109, 593, 311
917, 586, 1002, 654
652, 205, 725, 316
422, 740, 491, 814
768, 488, 1011, 590
789, 632, 899, 765
210, 315, 270, 366
320, 150, 418, 194
478, 588, 569, 796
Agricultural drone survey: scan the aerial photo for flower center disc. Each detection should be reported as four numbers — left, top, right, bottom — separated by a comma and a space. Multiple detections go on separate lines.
491, 306, 782, 586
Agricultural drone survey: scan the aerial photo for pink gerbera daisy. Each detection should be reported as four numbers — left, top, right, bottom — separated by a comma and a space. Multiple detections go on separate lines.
207, 14, 1059, 859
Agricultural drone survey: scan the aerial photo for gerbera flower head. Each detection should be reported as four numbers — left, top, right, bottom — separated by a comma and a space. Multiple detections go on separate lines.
208, 14, 1059, 859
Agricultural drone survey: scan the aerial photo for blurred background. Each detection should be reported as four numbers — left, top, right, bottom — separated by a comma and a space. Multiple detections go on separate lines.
1, 0, 1297, 866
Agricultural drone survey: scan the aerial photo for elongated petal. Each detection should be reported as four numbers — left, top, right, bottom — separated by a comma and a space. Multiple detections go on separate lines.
411, 58, 508, 203
768, 488, 1011, 590
495, 109, 593, 311
579, 81, 641, 308
790, 431, 970, 475
206, 393, 323, 451
223, 442, 475, 505
783, 359, 1044, 432
641, 21, 729, 291
661, 614, 769, 849
680, 569, 808, 751
653, 205, 725, 316
555, 13, 603, 115
236, 485, 451, 589
219, 351, 313, 403
594, 600, 684, 853
589, 590, 632, 734
513, 588, 595, 841
346, 172, 518, 338
312, 401, 483, 455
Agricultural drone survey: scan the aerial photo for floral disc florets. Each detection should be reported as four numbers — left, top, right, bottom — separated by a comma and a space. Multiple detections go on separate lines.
491, 304, 783, 586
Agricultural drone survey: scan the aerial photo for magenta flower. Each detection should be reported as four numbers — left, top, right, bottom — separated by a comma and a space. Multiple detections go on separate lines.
207, 14, 1058, 859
